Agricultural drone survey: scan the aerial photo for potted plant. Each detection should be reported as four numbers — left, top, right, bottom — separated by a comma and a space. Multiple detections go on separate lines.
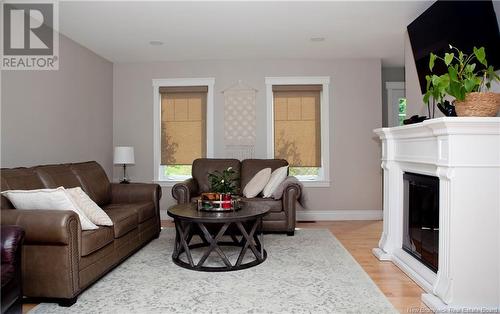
208, 167, 238, 195
424, 45, 500, 117
200, 167, 239, 209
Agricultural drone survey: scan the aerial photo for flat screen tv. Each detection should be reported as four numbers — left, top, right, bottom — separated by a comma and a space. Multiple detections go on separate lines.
407, 0, 500, 94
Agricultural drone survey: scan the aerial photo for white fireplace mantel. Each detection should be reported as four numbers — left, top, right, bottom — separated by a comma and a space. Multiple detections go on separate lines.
373, 117, 500, 312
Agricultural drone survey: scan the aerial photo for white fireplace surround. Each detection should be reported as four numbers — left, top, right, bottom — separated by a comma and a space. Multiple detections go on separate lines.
373, 117, 500, 312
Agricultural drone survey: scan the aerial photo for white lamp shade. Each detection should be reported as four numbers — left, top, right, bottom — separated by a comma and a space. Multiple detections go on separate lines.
114, 146, 135, 164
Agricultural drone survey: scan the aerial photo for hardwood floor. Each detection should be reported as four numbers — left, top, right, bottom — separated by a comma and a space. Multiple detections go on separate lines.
23, 220, 428, 313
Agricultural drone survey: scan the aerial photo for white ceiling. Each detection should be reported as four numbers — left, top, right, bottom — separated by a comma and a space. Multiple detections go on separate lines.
59, 1, 433, 66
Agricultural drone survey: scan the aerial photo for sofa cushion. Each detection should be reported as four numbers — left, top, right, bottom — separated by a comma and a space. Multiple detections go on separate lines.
241, 159, 288, 192
105, 202, 155, 224
81, 227, 114, 256
0, 168, 45, 191
34, 164, 82, 189
241, 197, 282, 213
71, 161, 111, 206
103, 205, 138, 238
192, 159, 241, 193
0, 168, 45, 209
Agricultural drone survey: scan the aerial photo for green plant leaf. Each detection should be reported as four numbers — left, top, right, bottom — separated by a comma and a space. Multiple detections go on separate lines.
431, 74, 440, 86
465, 63, 476, 74
425, 75, 432, 90
439, 74, 450, 88
448, 81, 462, 99
423, 91, 431, 104
448, 66, 458, 81
444, 53, 454, 66
473, 47, 487, 67
429, 53, 436, 71
464, 78, 477, 93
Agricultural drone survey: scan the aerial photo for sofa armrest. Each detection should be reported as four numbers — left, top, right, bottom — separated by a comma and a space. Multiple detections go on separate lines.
1, 209, 81, 299
110, 182, 162, 204
111, 183, 162, 237
1, 225, 25, 311
1, 225, 25, 266
1, 209, 80, 245
282, 178, 302, 232
172, 178, 199, 204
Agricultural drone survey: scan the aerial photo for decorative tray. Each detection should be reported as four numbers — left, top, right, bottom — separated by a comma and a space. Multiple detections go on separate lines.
197, 193, 241, 212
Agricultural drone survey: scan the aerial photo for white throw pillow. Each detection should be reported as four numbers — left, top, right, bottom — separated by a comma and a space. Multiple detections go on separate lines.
243, 168, 272, 198
262, 166, 289, 198
66, 187, 113, 226
1, 187, 98, 230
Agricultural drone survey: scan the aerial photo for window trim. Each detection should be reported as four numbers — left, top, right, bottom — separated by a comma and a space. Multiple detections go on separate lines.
265, 76, 331, 187
152, 78, 215, 186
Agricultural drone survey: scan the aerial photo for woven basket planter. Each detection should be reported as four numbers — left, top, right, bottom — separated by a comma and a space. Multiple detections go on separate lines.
454, 92, 500, 117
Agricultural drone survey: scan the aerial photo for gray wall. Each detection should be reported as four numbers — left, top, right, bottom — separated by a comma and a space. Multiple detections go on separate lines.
113, 58, 383, 214
381, 67, 405, 127
1, 34, 114, 176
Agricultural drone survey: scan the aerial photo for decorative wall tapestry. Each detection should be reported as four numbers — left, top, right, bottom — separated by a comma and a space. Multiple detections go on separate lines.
223, 81, 257, 160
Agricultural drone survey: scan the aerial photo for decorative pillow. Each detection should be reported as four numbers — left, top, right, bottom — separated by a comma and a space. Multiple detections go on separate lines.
243, 168, 272, 198
1, 187, 98, 230
262, 166, 288, 198
66, 187, 113, 226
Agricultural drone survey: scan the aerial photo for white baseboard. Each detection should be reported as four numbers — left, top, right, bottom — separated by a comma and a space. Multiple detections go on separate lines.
297, 210, 383, 221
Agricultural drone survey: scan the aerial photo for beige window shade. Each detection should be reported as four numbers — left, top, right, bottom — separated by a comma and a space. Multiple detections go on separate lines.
159, 86, 208, 93
161, 87, 207, 165
272, 85, 323, 92
274, 89, 321, 167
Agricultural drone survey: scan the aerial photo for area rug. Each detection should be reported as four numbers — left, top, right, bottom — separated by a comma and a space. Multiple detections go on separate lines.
31, 228, 396, 313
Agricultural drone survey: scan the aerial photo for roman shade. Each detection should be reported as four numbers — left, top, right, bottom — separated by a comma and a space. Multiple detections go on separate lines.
272, 85, 323, 92
273, 86, 321, 167
159, 86, 208, 93
160, 86, 208, 165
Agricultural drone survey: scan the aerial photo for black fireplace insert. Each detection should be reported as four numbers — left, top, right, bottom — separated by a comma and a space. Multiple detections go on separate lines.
403, 172, 439, 273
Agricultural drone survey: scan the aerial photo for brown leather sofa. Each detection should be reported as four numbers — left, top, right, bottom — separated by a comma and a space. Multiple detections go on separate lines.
172, 158, 301, 235
0, 161, 161, 306
1, 225, 25, 314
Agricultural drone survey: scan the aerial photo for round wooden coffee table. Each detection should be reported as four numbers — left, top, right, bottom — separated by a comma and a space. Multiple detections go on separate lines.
167, 203, 269, 272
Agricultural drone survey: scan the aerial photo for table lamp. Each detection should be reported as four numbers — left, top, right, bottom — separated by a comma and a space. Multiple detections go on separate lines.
114, 146, 135, 184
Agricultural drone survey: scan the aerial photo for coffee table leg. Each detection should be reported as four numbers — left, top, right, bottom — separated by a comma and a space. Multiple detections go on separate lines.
259, 217, 264, 257
173, 219, 180, 258
175, 222, 194, 267
252, 219, 264, 258
197, 222, 232, 268
235, 220, 262, 267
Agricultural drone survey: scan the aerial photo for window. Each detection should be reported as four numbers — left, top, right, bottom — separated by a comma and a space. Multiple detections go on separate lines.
266, 77, 330, 186
398, 98, 407, 126
153, 78, 214, 184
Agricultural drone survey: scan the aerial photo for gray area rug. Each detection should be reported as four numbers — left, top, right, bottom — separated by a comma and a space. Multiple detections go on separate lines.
31, 228, 396, 314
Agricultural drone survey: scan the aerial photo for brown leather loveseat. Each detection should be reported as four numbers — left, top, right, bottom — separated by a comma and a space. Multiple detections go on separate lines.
172, 158, 301, 235
0, 161, 161, 306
